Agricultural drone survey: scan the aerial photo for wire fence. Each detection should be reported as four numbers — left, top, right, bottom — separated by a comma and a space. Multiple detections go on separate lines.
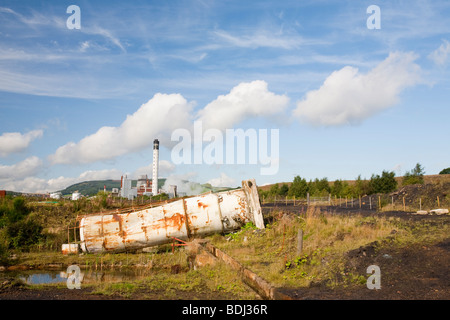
261, 193, 449, 213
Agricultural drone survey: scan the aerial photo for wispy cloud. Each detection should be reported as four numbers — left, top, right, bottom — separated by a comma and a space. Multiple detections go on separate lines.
212, 29, 321, 49
0, 6, 65, 29
82, 25, 126, 53
428, 39, 450, 65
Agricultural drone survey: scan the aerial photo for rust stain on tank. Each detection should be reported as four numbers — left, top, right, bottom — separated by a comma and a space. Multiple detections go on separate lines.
140, 212, 186, 233
165, 212, 185, 231
112, 213, 125, 235
197, 201, 208, 209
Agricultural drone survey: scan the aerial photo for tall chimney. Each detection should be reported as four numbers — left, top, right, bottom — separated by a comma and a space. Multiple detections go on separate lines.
152, 139, 159, 195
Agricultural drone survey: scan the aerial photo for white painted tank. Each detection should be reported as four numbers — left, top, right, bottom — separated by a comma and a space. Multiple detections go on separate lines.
79, 179, 264, 254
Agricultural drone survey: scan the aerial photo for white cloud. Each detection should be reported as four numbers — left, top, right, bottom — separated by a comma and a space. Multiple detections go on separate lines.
49, 93, 194, 164
207, 172, 236, 188
83, 26, 126, 53
0, 156, 43, 179
213, 29, 304, 49
0, 130, 43, 156
197, 80, 289, 131
49, 81, 287, 165
76, 168, 123, 182
132, 160, 176, 179
293, 52, 421, 126
0, 168, 122, 194
428, 40, 450, 65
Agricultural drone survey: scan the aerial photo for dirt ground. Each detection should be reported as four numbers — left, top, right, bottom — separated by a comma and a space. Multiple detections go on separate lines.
0, 204, 448, 301
281, 237, 450, 300
265, 203, 450, 300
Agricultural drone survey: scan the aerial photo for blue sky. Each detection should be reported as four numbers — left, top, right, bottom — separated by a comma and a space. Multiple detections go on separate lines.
0, 0, 449, 194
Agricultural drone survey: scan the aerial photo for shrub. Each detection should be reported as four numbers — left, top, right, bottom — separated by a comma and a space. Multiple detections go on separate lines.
403, 163, 425, 186
5, 219, 43, 250
288, 176, 308, 198
369, 171, 397, 194
0, 242, 9, 265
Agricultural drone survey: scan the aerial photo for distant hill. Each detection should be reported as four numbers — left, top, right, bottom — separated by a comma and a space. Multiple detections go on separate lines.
58, 179, 167, 196
2, 179, 235, 197
57, 179, 234, 197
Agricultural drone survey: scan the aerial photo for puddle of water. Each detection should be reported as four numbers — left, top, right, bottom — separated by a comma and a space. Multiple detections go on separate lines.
20, 272, 66, 285
3, 268, 155, 285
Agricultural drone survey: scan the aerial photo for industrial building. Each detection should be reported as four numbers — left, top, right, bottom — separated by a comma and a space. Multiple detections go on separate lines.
119, 139, 174, 200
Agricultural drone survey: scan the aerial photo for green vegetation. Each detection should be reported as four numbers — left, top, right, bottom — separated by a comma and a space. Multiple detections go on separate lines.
439, 167, 450, 175
259, 170, 397, 200
1, 172, 448, 299
0, 191, 448, 299
0, 197, 44, 255
213, 207, 449, 289
402, 163, 425, 186
369, 170, 397, 194
288, 176, 308, 198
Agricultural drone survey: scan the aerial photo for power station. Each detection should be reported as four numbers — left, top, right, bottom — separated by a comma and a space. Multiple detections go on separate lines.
119, 138, 168, 199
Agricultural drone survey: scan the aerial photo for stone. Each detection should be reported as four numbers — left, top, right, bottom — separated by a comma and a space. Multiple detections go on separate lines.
430, 209, 449, 215
194, 251, 217, 269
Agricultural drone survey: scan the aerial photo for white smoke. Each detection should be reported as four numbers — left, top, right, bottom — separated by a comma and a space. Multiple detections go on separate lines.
161, 172, 205, 196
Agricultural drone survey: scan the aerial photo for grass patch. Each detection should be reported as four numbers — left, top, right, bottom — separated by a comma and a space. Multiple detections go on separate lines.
90, 261, 259, 300
211, 207, 449, 290
5, 205, 448, 299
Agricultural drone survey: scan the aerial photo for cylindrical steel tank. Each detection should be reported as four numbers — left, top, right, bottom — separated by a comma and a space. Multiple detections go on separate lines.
79, 179, 264, 253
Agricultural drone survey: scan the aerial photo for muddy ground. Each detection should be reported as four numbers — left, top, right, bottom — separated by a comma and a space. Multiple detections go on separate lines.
0, 204, 448, 300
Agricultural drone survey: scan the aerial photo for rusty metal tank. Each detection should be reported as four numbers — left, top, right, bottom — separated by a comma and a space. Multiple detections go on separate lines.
79, 179, 264, 254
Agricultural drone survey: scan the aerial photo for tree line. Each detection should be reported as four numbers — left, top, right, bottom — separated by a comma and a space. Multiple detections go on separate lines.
260, 163, 428, 199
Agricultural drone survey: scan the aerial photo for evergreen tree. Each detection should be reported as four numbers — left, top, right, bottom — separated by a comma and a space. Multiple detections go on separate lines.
288, 176, 308, 198
369, 170, 397, 194
403, 163, 425, 185
279, 183, 289, 196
